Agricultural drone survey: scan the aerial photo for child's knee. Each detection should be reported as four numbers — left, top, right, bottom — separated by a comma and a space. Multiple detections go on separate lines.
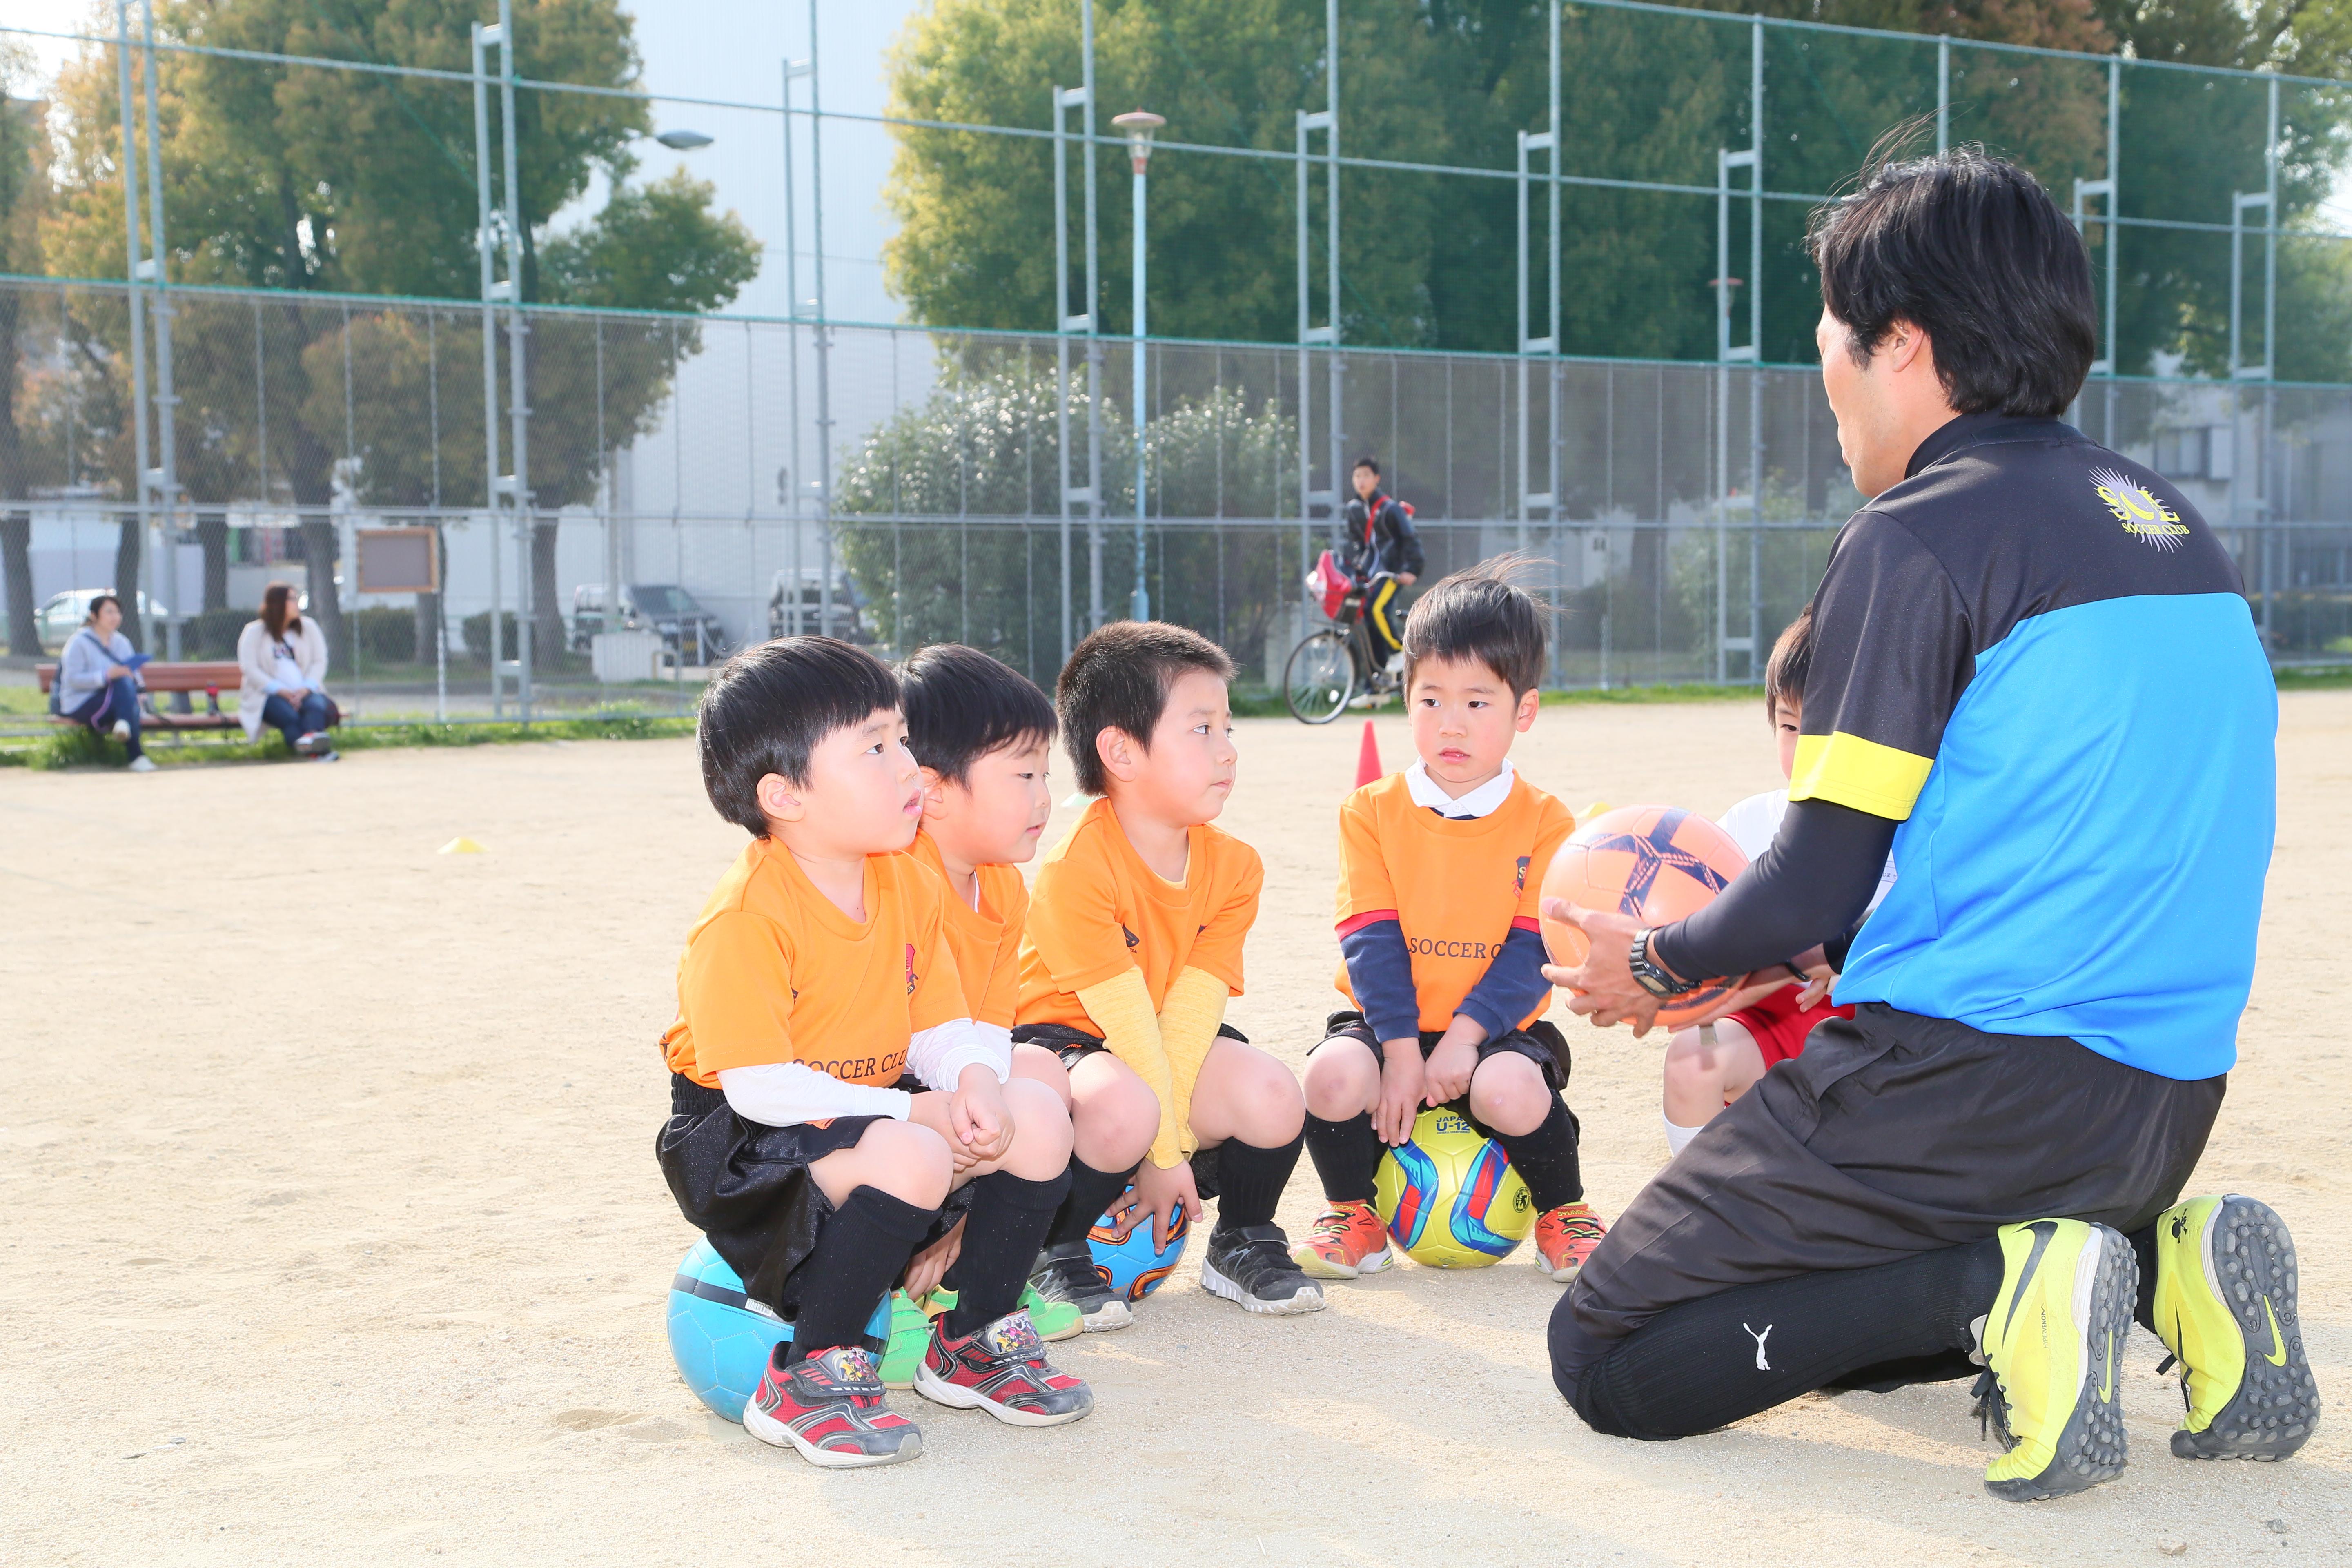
1010, 1042, 1073, 1108
851, 1117, 955, 1207
1003, 1076, 1075, 1169
1660, 1032, 1716, 1096
1073, 1060, 1160, 1166
1301, 1040, 1377, 1120
1468, 1054, 1553, 1137
1217, 1044, 1306, 1143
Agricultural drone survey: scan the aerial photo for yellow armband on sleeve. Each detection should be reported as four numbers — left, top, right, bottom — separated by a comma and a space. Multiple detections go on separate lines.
1158, 967, 1230, 1158
1074, 969, 1183, 1169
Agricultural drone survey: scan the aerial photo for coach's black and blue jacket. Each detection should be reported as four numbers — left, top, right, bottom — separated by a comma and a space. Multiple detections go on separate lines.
1800, 413, 2274, 1083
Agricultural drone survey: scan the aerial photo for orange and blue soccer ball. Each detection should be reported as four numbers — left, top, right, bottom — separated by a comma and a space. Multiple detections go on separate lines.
1087, 1185, 1191, 1301
665, 1238, 890, 1422
1374, 1107, 1535, 1267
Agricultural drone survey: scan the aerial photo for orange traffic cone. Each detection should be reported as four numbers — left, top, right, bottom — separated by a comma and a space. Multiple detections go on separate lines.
1355, 719, 1383, 788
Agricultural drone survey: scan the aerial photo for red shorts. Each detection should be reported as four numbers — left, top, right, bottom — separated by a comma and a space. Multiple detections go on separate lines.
1722, 985, 1853, 1069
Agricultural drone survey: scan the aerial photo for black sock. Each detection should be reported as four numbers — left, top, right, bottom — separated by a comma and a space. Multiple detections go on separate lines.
1303, 1112, 1383, 1205
1043, 1157, 1141, 1250
944, 1168, 1073, 1339
1554, 1236, 2006, 1440
1210, 1133, 1303, 1236
1493, 1097, 1583, 1209
788, 1185, 940, 1361
2129, 1223, 2160, 1334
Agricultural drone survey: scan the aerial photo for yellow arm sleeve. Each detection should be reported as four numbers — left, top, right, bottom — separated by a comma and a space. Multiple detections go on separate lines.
1074, 969, 1182, 1169
1157, 967, 1230, 1159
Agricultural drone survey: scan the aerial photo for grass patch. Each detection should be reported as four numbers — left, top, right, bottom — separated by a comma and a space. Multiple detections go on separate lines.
2276, 664, 2352, 690
0, 713, 698, 769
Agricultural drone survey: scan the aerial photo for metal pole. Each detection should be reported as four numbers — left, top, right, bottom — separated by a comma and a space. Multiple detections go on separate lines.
1748, 17, 1764, 679
2105, 57, 2120, 444
114, 2, 152, 650
809, 0, 833, 642
785, 55, 814, 639
140, 0, 178, 656
1054, 82, 1075, 662
472, 22, 503, 718
498, 0, 531, 718
1548, 0, 1562, 679
1323, 0, 1341, 557
1129, 152, 1149, 621
1517, 129, 1531, 557
1936, 36, 1949, 154
1082, 0, 1102, 635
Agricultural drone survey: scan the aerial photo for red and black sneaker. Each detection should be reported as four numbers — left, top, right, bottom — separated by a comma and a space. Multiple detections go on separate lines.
741, 1343, 923, 1468
913, 1309, 1095, 1427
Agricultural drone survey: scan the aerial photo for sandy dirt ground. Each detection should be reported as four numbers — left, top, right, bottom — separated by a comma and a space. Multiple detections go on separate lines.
4, 693, 2349, 1566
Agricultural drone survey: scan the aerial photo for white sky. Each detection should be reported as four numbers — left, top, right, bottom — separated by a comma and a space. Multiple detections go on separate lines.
3, 0, 922, 322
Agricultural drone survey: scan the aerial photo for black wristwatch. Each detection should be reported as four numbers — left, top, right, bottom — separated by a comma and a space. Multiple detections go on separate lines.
1628, 927, 1699, 998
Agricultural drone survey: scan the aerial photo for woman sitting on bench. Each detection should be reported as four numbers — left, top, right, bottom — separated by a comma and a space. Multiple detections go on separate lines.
56, 594, 154, 773
237, 583, 336, 762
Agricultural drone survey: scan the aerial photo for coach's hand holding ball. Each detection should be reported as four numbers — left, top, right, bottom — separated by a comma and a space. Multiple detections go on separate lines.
1541, 900, 1674, 1035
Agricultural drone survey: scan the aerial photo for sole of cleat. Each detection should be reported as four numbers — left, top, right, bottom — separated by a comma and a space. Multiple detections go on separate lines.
1076, 1299, 1134, 1332
742, 1402, 923, 1468
911, 1364, 1093, 1427
1986, 1223, 2134, 1503
1200, 1256, 1328, 1315
2172, 1196, 2320, 1461
1292, 1245, 1392, 1281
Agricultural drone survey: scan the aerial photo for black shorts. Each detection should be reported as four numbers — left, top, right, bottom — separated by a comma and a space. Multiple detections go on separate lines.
1008, 1021, 1249, 1198
655, 1070, 969, 1319
1309, 1009, 1572, 1140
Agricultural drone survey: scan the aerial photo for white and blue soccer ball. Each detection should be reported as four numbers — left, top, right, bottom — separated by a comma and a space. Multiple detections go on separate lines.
665, 1238, 890, 1422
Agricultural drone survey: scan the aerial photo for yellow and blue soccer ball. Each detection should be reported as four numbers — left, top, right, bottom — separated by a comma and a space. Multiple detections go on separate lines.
1087, 1185, 1191, 1301
1374, 1108, 1535, 1267
665, 1238, 890, 1422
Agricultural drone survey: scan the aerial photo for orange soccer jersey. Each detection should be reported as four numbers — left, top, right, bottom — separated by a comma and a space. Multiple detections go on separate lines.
905, 828, 1027, 1029
662, 837, 969, 1089
1017, 797, 1263, 1028
1332, 772, 1575, 1031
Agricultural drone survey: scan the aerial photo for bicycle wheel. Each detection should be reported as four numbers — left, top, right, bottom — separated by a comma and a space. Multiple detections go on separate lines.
1284, 629, 1355, 724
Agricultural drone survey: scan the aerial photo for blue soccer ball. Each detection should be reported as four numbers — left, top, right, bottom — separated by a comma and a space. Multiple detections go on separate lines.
1086, 1186, 1191, 1302
665, 1238, 890, 1423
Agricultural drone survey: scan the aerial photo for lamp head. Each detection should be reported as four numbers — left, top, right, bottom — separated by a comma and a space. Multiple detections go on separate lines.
655, 129, 715, 151
1111, 110, 1165, 174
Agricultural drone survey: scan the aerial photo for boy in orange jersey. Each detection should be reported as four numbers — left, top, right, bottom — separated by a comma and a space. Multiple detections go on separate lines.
885, 643, 1083, 1352
1015, 622, 1327, 1319
657, 637, 1090, 1470
1293, 563, 1608, 1284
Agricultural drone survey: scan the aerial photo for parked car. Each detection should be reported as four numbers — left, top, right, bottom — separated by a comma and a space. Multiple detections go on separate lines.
570, 583, 732, 662
767, 569, 876, 645
36, 589, 172, 652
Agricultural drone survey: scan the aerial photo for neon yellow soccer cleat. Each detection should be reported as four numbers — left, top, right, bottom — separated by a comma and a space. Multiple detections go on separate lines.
876, 1290, 933, 1390
1974, 1218, 2134, 1501
2152, 1194, 2320, 1461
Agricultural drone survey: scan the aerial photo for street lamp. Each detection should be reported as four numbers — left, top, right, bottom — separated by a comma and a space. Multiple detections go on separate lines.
1112, 109, 1163, 621
655, 128, 715, 151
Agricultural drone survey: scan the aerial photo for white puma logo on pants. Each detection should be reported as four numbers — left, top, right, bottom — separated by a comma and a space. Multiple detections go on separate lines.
1743, 1322, 1773, 1371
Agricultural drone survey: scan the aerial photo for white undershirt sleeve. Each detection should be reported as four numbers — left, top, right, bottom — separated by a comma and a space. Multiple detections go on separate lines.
905, 1018, 1011, 1094
717, 1062, 913, 1128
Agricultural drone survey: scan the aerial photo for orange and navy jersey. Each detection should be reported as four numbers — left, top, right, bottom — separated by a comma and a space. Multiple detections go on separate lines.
662, 837, 967, 1089
1017, 797, 1262, 1028
1332, 772, 1574, 1036
904, 828, 1027, 1029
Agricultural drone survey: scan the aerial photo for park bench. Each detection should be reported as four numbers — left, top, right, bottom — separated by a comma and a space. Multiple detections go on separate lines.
32, 660, 339, 736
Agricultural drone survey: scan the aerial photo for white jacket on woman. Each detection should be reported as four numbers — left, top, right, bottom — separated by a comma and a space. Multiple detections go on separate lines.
236, 617, 330, 741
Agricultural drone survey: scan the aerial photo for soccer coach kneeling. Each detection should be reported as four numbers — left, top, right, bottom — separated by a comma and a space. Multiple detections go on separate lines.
1543, 147, 2318, 1500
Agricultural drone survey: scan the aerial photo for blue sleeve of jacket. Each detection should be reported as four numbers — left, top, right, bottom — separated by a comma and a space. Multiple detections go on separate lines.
1457, 927, 1551, 1041
1339, 918, 1422, 1044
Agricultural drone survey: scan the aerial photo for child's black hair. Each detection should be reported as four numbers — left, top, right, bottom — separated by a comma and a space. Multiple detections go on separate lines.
1764, 607, 1815, 724
697, 635, 902, 835
1401, 556, 1548, 699
899, 643, 1058, 786
1353, 454, 1381, 476
1056, 621, 1235, 797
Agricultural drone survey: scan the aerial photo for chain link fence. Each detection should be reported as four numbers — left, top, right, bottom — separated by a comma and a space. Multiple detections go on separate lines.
4, 274, 2346, 738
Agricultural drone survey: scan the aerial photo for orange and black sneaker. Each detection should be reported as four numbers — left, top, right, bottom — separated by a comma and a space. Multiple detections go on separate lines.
1291, 1200, 1394, 1280
914, 1310, 1094, 1427
742, 1343, 922, 1468
1535, 1202, 1608, 1283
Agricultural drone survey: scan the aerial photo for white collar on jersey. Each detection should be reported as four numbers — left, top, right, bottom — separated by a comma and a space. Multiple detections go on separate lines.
1404, 757, 1517, 820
